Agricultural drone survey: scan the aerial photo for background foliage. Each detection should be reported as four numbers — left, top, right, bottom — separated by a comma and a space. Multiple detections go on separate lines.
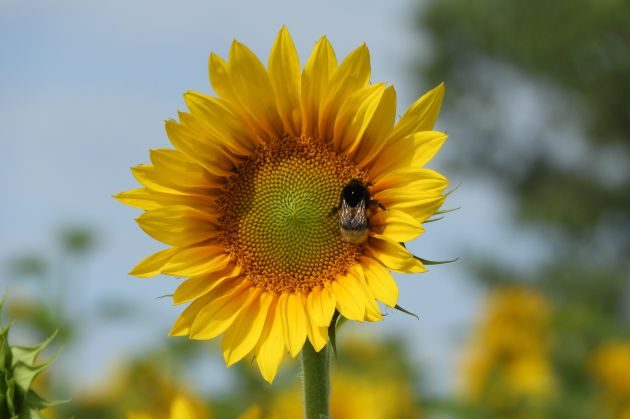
1, 0, 628, 417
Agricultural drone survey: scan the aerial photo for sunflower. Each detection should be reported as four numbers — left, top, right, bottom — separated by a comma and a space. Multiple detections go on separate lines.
116, 26, 448, 383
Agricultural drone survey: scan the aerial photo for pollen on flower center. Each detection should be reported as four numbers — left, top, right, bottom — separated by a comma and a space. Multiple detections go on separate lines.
218, 136, 368, 293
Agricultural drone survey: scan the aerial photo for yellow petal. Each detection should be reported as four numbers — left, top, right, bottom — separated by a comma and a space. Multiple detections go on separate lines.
301, 293, 328, 351
282, 292, 308, 358
149, 148, 221, 187
178, 111, 244, 168
301, 36, 337, 138
372, 167, 448, 194
173, 263, 240, 305
369, 208, 425, 243
269, 26, 302, 136
354, 85, 397, 167
376, 191, 446, 223
369, 132, 448, 182
361, 256, 398, 307
306, 317, 329, 352
162, 245, 230, 277
332, 83, 385, 154
319, 43, 371, 141
373, 168, 448, 222
113, 188, 160, 210
190, 280, 252, 340
131, 163, 221, 197
209, 53, 233, 100
164, 120, 236, 178
366, 236, 426, 273
136, 206, 217, 247
331, 266, 366, 321
222, 289, 272, 367
227, 40, 283, 138
184, 91, 259, 156
389, 83, 445, 142
209, 53, 270, 143
128, 246, 181, 278
352, 266, 382, 322
184, 91, 259, 154
362, 286, 383, 322
306, 286, 336, 328
169, 292, 215, 336
131, 164, 183, 195
114, 188, 216, 212
255, 297, 285, 383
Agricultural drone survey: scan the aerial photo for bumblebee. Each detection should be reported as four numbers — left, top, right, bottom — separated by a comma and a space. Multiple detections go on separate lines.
337, 179, 384, 244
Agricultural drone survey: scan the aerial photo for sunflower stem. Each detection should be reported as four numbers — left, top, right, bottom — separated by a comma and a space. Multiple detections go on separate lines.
302, 341, 330, 419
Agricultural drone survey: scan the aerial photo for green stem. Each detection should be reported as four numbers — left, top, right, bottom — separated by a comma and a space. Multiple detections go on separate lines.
302, 341, 330, 419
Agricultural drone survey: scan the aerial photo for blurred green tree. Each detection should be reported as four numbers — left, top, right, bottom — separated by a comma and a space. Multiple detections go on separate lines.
416, 0, 630, 417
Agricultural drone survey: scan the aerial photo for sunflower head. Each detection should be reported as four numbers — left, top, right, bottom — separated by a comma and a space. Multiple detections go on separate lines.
116, 26, 448, 383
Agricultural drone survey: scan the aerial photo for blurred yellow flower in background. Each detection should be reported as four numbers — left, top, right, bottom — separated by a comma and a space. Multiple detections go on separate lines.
259, 371, 419, 419
591, 341, 630, 419
243, 335, 421, 418
74, 358, 211, 419
116, 26, 448, 383
128, 393, 210, 419
460, 286, 555, 414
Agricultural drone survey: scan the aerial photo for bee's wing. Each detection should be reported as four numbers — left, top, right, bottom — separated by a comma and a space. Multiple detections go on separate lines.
339, 199, 368, 230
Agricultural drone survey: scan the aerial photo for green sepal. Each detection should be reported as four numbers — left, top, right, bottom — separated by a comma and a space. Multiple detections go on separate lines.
423, 216, 444, 223
19, 406, 48, 419
11, 331, 58, 368
1, 323, 14, 370
394, 304, 419, 320
0, 293, 6, 317
398, 243, 459, 266
327, 311, 341, 359
6, 377, 16, 416
415, 256, 459, 265
444, 182, 461, 197
12, 346, 62, 394
23, 389, 70, 410
434, 207, 460, 215
0, 293, 68, 418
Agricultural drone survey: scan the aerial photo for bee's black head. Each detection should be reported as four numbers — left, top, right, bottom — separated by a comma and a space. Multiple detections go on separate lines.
341, 179, 369, 207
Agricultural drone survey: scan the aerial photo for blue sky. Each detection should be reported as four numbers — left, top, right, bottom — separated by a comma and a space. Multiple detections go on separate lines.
0, 0, 546, 395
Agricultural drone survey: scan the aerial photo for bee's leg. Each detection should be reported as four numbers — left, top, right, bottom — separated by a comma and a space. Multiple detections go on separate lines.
329, 206, 340, 218
369, 199, 387, 211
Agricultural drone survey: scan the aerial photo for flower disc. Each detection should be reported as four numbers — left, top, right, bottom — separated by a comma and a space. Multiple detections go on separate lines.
220, 136, 366, 294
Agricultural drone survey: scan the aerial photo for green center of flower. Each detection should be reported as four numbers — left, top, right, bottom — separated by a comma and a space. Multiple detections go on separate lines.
219, 137, 367, 293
